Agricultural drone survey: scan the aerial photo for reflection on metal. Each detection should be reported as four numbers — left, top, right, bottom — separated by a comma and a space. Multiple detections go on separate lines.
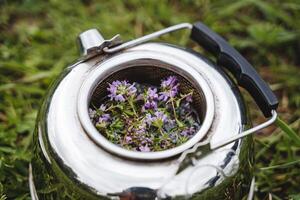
157, 148, 239, 199
185, 164, 228, 196
38, 125, 51, 164
28, 164, 39, 200
247, 177, 256, 200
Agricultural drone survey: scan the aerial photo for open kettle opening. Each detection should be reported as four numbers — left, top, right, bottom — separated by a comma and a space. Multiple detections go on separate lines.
29, 22, 278, 200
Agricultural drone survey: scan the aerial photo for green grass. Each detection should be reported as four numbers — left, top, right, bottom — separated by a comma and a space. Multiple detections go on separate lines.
0, 0, 299, 199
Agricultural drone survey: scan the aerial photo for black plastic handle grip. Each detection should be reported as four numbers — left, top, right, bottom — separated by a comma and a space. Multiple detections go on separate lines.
190, 22, 278, 118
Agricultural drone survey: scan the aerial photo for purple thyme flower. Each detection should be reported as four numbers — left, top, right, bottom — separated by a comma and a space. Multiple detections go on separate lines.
180, 127, 196, 137
135, 122, 147, 134
127, 83, 137, 95
145, 112, 168, 126
143, 137, 153, 144
125, 136, 132, 143
154, 111, 168, 122
180, 129, 189, 137
107, 80, 120, 96
151, 111, 168, 128
143, 100, 157, 110
186, 94, 193, 103
142, 87, 159, 111
98, 113, 111, 123
147, 87, 158, 100
160, 140, 169, 149
145, 113, 154, 125
136, 93, 144, 101
161, 76, 178, 89
179, 102, 192, 116
107, 80, 137, 102
114, 94, 126, 102
95, 113, 111, 128
139, 145, 150, 152
159, 76, 179, 102
164, 119, 176, 131
158, 92, 168, 102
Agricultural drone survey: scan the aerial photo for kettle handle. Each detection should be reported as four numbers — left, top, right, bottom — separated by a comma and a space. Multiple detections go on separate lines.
191, 22, 278, 118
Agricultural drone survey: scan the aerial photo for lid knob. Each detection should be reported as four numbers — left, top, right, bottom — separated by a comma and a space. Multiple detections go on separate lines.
77, 29, 122, 58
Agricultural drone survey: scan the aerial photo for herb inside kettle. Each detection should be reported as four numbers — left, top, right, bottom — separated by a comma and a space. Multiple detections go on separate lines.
89, 76, 201, 152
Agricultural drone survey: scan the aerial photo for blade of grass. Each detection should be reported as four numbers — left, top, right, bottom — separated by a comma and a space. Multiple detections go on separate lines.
260, 159, 300, 170
275, 117, 300, 147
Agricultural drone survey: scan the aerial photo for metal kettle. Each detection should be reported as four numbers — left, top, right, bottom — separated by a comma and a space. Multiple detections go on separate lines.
29, 22, 278, 200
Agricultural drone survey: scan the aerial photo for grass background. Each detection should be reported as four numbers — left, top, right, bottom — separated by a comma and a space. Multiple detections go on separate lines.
0, 0, 299, 199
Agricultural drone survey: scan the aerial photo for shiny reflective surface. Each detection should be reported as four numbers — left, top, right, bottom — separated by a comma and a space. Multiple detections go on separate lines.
30, 43, 253, 199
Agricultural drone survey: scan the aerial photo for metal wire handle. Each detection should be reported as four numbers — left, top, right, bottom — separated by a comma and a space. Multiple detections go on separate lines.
210, 110, 277, 150
103, 23, 193, 53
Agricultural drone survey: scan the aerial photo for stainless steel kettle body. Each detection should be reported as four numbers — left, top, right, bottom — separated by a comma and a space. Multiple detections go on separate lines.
29, 22, 278, 200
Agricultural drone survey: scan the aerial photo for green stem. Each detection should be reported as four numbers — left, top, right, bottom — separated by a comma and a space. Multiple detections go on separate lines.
170, 96, 184, 128
168, 91, 178, 121
129, 100, 138, 117
178, 91, 193, 102
171, 99, 177, 119
105, 105, 119, 111
159, 128, 164, 136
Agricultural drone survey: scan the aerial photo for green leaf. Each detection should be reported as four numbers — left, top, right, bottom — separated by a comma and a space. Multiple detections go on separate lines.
0, 147, 16, 154
289, 194, 300, 200
124, 109, 134, 116
247, 22, 297, 46
176, 119, 185, 128
152, 119, 163, 129
0, 195, 7, 200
